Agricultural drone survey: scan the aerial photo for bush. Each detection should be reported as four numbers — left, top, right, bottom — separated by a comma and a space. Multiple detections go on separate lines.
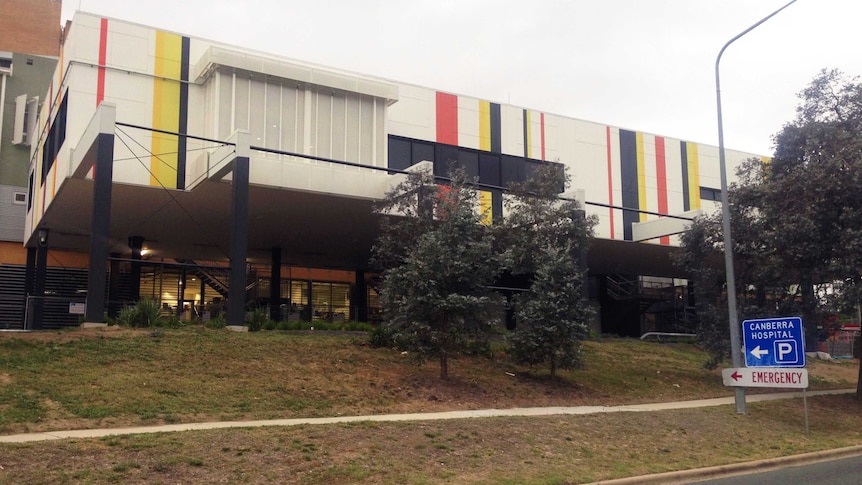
368, 325, 396, 348
136, 298, 162, 328
116, 307, 137, 327
205, 315, 227, 329
246, 307, 269, 332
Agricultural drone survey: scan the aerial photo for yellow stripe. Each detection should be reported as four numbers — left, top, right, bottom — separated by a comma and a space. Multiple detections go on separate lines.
151, 31, 182, 188
479, 100, 491, 151
761, 156, 771, 164
636, 132, 647, 222
479, 190, 493, 226
526, 110, 533, 158
687, 143, 701, 210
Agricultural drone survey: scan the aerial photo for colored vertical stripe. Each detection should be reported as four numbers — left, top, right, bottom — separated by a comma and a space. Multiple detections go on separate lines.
540, 113, 546, 161
636, 132, 646, 222
655, 136, 669, 245
96, 18, 108, 106
490, 103, 501, 153
619, 130, 639, 241
150, 31, 185, 188
436, 92, 458, 145
176, 36, 190, 189
523, 110, 531, 158
479, 190, 493, 226
686, 142, 701, 210
680, 141, 690, 211
479, 101, 501, 153
479, 101, 491, 151
606, 126, 615, 239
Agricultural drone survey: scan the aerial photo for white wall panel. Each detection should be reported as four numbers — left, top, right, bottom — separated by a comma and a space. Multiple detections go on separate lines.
500, 105, 523, 157
264, 83, 280, 150
457, 96, 479, 150
249, 78, 266, 147
109, 23, 151, 73
280, 85, 298, 153
664, 139, 685, 215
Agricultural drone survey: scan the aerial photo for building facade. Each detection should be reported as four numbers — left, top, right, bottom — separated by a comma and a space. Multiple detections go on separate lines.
9, 12, 761, 333
0, 0, 68, 328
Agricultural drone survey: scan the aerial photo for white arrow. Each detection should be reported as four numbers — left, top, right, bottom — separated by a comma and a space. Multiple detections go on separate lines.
750, 345, 769, 359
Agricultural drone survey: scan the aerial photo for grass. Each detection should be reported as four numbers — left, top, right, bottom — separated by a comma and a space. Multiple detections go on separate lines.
0, 326, 859, 483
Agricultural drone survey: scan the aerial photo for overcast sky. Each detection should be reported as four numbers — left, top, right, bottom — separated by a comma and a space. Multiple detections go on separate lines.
62, 0, 861, 156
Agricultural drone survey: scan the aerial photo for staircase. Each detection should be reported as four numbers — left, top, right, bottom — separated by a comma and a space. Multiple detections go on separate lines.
175, 259, 230, 299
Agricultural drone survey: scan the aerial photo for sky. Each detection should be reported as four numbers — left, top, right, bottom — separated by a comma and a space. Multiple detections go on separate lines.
61, 0, 862, 156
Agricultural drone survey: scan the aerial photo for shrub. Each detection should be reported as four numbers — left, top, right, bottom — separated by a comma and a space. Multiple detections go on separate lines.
368, 325, 395, 348
136, 298, 163, 328
205, 315, 227, 329
246, 307, 269, 332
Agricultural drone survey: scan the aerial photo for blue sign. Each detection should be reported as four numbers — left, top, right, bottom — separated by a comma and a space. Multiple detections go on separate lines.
742, 317, 805, 368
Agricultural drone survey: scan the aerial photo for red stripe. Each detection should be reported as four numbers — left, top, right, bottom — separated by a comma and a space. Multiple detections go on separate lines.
435, 92, 458, 144
97, 18, 108, 106
606, 126, 615, 239
540, 113, 546, 161
655, 136, 669, 245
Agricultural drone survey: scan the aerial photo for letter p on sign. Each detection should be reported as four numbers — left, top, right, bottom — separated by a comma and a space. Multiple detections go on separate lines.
775, 340, 798, 364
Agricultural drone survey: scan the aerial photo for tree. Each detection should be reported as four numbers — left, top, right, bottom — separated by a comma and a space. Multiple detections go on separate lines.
677, 70, 862, 391
372, 165, 503, 379
500, 164, 596, 377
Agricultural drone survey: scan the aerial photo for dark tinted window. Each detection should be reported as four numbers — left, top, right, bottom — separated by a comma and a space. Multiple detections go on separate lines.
388, 137, 411, 171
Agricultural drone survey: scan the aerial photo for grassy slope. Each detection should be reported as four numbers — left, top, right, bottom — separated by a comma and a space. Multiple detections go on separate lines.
0, 327, 860, 484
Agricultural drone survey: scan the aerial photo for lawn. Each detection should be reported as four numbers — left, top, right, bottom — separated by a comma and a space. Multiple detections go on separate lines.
0, 326, 859, 483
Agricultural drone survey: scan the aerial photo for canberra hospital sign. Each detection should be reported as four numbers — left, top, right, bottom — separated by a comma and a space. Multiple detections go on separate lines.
722, 316, 808, 390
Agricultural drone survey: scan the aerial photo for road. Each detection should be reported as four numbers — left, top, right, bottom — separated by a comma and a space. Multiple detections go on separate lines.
689, 454, 862, 485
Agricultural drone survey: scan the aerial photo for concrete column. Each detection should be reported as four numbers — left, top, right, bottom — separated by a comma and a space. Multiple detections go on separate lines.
84, 105, 116, 326
107, 253, 121, 317
270, 247, 282, 322
31, 230, 48, 330
227, 131, 250, 328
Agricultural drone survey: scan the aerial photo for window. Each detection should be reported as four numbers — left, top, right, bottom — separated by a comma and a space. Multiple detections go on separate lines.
700, 186, 722, 202
13, 192, 26, 205
388, 135, 559, 189
41, 91, 68, 184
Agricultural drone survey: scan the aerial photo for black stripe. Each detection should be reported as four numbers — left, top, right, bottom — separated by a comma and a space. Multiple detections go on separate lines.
680, 141, 690, 211
619, 130, 639, 241
490, 103, 501, 154
522, 109, 528, 158
176, 36, 190, 190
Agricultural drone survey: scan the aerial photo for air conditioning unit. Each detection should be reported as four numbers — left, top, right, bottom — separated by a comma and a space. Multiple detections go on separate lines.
0, 53, 11, 75
12, 94, 39, 146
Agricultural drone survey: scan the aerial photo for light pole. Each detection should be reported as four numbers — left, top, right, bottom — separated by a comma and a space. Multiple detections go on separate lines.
716, 0, 798, 415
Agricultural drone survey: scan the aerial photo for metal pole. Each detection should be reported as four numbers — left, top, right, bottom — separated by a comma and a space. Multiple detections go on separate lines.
715, 0, 798, 415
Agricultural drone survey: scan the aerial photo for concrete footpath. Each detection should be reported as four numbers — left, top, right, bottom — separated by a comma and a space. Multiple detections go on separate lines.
1, 389, 859, 484
0, 388, 853, 444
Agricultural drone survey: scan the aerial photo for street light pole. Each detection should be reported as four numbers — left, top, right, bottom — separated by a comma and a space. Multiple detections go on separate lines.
715, 0, 798, 415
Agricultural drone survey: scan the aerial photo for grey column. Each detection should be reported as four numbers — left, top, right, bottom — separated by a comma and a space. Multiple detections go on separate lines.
84, 131, 115, 324
270, 247, 282, 321
32, 231, 48, 330
227, 132, 250, 327
107, 253, 121, 317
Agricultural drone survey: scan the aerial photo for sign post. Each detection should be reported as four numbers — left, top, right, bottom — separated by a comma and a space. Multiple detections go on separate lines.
723, 316, 809, 435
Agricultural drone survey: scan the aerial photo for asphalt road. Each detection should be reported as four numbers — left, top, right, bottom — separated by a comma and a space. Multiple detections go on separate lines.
689, 454, 862, 485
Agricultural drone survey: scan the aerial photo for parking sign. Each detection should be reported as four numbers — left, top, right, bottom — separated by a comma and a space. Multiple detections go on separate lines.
742, 317, 805, 367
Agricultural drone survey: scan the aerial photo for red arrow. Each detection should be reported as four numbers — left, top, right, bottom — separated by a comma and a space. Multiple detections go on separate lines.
731, 371, 742, 381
